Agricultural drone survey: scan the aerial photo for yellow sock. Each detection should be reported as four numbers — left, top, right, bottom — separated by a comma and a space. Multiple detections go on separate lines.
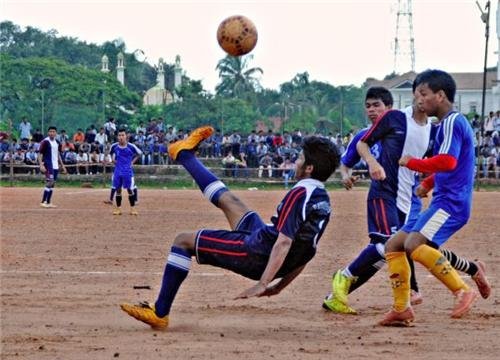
411, 244, 469, 293
386, 251, 411, 312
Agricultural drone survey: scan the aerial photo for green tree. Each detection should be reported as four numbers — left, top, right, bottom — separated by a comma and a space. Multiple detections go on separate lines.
215, 55, 263, 99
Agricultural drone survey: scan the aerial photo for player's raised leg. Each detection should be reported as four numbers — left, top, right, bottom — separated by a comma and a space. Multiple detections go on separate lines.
168, 126, 250, 229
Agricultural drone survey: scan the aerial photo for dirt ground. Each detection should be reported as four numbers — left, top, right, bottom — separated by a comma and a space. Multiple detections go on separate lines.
1, 187, 499, 360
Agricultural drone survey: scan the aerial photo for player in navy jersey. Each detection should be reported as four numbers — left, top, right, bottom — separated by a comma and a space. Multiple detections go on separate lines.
120, 126, 340, 330
379, 70, 482, 326
38, 126, 67, 208
109, 129, 142, 215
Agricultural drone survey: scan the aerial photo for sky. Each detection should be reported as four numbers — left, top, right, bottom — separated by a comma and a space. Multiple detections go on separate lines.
2, 0, 499, 93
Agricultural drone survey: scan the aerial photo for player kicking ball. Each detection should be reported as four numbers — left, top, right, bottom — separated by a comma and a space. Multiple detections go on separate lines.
120, 126, 340, 330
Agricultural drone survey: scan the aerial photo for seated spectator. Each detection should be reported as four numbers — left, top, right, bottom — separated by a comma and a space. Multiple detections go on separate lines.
63, 148, 78, 174
76, 149, 89, 175
72, 128, 85, 150
88, 149, 100, 174
234, 153, 248, 178
258, 153, 273, 178
24, 147, 39, 173
222, 151, 237, 177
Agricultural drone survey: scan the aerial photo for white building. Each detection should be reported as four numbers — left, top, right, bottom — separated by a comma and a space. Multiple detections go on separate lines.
365, 69, 498, 115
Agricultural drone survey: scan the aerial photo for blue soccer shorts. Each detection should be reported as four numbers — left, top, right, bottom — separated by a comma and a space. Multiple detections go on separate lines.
367, 198, 405, 244
195, 211, 270, 280
401, 205, 467, 246
112, 173, 132, 190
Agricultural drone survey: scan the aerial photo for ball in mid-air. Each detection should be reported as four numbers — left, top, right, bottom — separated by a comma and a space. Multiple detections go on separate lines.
217, 15, 258, 56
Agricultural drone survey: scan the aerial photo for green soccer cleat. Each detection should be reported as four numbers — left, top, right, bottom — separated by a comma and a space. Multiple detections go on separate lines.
168, 126, 214, 161
120, 301, 169, 330
323, 294, 357, 314
331, 269, 355, 306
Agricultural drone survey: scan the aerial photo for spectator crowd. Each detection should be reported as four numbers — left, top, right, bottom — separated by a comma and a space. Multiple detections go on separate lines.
2, 110, 500, 181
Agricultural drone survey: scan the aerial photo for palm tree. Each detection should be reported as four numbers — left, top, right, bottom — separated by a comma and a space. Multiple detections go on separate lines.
215, 55, 263, 98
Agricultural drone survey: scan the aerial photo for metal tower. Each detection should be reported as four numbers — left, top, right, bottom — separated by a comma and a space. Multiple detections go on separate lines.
393, 0, 416, 73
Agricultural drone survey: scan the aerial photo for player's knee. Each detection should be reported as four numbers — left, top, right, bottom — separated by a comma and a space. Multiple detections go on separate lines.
126, 188, 133, 195
173, 232, 196, 250
45, 180, 55, 188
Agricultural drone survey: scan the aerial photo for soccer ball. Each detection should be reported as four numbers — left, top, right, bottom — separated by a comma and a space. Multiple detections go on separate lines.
217, 15, 258, 56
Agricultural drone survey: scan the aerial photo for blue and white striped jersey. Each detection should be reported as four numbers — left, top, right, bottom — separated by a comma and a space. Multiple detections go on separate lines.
431, 111, 475, 220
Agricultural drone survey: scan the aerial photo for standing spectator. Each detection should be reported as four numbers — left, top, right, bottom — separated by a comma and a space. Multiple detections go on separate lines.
95, 127, 108, 151
470, 114, 480, 134
280, 157, 296, 189
484, 111, 495, 136
31, 128, 44, 143
38, 126, 67, 208
136, 122, 146, 135
494, 110, 500, 133
18, 117, 32, 140
104, 118, 117, 142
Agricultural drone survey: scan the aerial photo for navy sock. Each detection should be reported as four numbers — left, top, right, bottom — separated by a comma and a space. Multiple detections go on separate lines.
346, 243, 385, 278
109, 188, 116, 202
348, 266, 380, 293
46, 189, 53, 203
42, 188, 49, 202
155, 246, 192, 317
133, 187, 138, 202
116, 194, 122, 207
177, 150, 228, 206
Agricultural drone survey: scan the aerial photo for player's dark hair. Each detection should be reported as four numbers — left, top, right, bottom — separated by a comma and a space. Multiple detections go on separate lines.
48, 126, 57, 131
302, 136, 340, 182
118, 128, 127, 134
413, 69, 456, 102
365, 87, 393, 107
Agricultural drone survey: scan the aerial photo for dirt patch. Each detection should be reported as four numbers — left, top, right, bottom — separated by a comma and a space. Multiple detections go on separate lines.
1, 187, 499, 359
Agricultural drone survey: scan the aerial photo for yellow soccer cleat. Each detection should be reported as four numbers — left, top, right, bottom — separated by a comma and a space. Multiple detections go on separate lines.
120, 301, 169, 330
322, 294, 357, 314
130, 208, 138, 216
168, 126, 214, 161
331, 270, 355, 306
40, 202, 50, 208
112, 207, 122, 215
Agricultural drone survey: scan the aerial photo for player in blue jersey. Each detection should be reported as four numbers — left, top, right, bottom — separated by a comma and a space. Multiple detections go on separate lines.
120, 126, 340, 330
379, 70, 481, 326
109, 129, 142, 215
38, 126, 67, 208
324, 87, 488, 314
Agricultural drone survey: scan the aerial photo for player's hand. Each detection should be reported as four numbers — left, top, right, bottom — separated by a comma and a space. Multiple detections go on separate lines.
415, 184, 430, 198
368, 161, 386, 180
234, 282, 267, 299
40, 164, 46, 174
341, 175, 359, 190
260, 284, 282, 297
61, 167, 67, 174
398, 155, 413, 167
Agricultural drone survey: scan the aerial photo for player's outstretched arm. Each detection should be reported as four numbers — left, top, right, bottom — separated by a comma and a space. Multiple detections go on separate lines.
235, 233, 293, 299
260, 265, 306, 297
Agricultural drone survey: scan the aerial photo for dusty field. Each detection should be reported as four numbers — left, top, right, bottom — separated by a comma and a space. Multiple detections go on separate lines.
1, 186, 499, 360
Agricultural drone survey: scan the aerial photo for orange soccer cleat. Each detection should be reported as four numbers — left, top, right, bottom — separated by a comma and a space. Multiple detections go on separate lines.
120, 301, 169, 330
168, 126, 214, 161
